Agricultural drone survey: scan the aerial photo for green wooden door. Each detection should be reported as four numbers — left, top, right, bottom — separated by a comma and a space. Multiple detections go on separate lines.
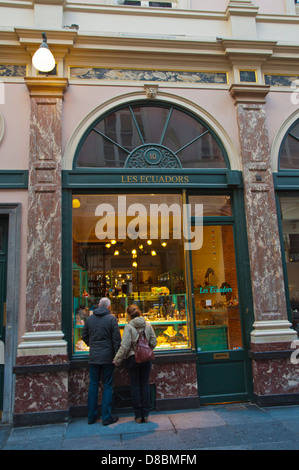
188, 194, 253, 404
0, 216, 8, 414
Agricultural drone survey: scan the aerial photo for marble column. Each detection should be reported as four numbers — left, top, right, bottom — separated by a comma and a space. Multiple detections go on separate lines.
14, 78, 69, 423
230, 84, 299, 404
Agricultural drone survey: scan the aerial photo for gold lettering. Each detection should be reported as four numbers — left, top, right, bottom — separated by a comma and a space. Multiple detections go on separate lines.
121, 174, 190, 184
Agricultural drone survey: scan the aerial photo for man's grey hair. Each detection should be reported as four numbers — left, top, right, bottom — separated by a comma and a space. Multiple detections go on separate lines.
99, 297, 111, 309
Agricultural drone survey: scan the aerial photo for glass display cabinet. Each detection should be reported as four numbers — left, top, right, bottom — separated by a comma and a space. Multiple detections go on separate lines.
73, 292, 190, 354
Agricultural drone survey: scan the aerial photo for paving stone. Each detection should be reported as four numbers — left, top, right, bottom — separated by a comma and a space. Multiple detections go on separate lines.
231, 421, 293, 445
122, 430, 187, 450
61, 435, 124, 450
169, 410, 226, 429
177, 425, 242, 449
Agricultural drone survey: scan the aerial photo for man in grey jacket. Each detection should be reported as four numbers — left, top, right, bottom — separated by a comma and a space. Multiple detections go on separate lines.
82, 297, 121, 425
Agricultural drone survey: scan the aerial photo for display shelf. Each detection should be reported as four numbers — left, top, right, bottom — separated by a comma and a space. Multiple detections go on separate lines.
73, 293, 190, 354
118, 320, 186, 327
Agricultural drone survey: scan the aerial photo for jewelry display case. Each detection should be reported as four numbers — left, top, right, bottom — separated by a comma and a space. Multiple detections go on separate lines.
73, 293, 190, 354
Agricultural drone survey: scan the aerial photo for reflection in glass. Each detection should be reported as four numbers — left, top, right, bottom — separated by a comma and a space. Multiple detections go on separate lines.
279, 196, 299, 336
76, 104, 227, 169
188, 195, 232, 217
191, 225, 243, 351
72, 194, 191, 354
280, 121, 299, 170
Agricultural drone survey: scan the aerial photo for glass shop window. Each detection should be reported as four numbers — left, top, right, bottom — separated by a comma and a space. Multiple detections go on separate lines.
190, 219, 243, 352
72, 193, 191, 355
279, 195, 299, 337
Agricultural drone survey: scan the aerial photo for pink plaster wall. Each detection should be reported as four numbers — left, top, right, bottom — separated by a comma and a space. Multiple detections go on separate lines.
254, 0, 287, 15
265, 91, 299, 162
190, 0, 229, 11
0, 83, 30, 170
62, 84, 241, 166
190, 0, 286, 14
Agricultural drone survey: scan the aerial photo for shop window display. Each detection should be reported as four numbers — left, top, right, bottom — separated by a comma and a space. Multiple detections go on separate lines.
72, 193, 191, 355
191, 224, 243, 352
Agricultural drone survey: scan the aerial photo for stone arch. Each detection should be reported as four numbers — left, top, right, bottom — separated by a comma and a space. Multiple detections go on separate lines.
271, 108, 299, 172
62, 90, 240, 171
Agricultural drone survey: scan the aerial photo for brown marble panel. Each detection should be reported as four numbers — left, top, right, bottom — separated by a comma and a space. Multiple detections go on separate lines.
14, 371, 68, 414
26, 96, 63, 332
68, 361, 198, 408
16, 354, 69, 366
252, 359, 299, 396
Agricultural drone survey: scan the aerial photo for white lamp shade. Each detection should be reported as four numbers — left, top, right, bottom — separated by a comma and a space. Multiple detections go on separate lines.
32, 45, 55, 73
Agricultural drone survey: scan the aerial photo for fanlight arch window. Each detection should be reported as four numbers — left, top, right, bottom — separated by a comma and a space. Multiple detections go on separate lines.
279, 119, 299, 170
74, 101, 229, 169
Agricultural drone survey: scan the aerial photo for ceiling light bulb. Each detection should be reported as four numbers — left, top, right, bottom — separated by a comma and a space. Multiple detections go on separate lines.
72, 198, 80, 208
32, 32, 55, 73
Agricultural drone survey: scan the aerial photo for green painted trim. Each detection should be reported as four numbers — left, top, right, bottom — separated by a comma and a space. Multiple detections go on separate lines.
61, 190, 73, 356
62, 169, 242, 189
199, 393, 249, 405
0, 171, 28, 189
273, 172, 299, 190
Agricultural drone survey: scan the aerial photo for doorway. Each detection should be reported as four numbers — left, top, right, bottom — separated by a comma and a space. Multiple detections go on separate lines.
188, 194, 252, 403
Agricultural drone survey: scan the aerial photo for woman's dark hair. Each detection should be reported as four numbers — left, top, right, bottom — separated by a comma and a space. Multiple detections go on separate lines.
127, 304, 141, 319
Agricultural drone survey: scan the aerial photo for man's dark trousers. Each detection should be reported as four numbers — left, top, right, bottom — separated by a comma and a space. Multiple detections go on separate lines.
88, 363, 115, 423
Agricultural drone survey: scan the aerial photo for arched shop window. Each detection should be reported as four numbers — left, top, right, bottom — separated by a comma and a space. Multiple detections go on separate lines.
277, 118, 299, 337
74, 102, 228, 169
71, 101, 244, 358
279, 119, 299, 170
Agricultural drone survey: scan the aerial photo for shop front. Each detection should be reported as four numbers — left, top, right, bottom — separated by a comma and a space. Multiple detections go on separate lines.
62, 99, 254, 412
